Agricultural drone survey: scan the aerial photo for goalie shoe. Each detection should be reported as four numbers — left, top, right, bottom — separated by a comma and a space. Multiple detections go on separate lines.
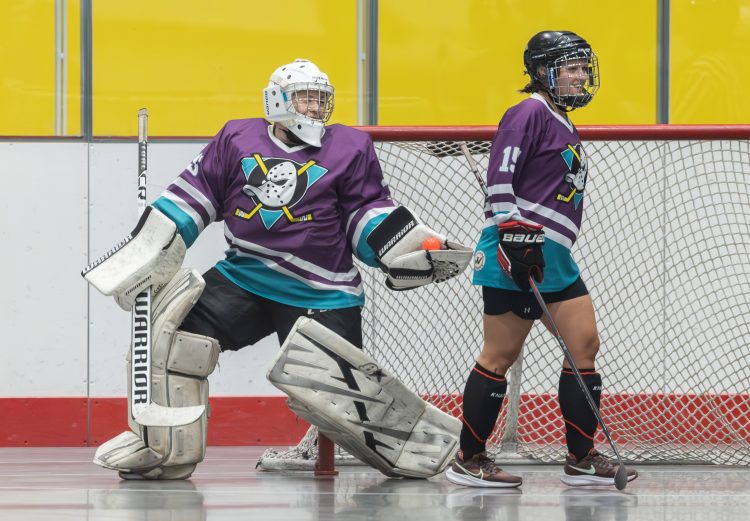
266, 317, 461, 478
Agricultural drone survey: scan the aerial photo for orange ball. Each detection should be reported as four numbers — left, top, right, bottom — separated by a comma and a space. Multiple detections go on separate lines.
422, 237, 442, 251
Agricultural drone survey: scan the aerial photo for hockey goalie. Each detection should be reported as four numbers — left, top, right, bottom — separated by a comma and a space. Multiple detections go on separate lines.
82, 58, 469, 479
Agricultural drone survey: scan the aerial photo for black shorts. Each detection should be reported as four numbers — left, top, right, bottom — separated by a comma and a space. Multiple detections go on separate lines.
179, 268, 363, 351
482, 277, 589, 320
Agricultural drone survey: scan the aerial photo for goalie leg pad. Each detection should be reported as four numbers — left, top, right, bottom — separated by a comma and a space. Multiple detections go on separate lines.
94, 269, 220, 479
82, 206, 186, 310
137, 330, 218, 467
266, 317, 461, 478
92, 431, 198, 480
94, 431, 163, 471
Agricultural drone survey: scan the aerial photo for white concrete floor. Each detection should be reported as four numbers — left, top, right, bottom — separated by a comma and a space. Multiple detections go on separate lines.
1, 447, 749, 520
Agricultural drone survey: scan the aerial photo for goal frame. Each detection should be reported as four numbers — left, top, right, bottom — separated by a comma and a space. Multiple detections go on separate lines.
274, 124, 750, 475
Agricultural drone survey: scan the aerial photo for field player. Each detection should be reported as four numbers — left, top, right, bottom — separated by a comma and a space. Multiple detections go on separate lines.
83, 58, 472, 480
446, 31, 639, 488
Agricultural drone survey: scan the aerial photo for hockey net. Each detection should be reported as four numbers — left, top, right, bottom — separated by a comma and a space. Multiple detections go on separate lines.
257, 125, 750, 470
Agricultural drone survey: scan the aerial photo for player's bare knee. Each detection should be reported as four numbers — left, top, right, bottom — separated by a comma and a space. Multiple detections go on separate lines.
567, 335, 600, 368
586, 334, 601, 359
478, 347, 521, 375
480, 336, 524, 369
476, 355, 510, 375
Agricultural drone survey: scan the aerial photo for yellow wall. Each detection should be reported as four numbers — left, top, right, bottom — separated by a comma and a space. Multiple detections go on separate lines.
92, 0, 357, 136
671, 0, 750, 123
379, 0, 657, 125
1, 1, 749, 136
0, 1, 52, 135
0, 0, 80, 136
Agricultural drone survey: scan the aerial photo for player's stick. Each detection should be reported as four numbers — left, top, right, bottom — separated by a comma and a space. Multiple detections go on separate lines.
458, 143, 628, 490
459, 143, 490, 201
131, 108, 204, 428
528, 278, 628, 490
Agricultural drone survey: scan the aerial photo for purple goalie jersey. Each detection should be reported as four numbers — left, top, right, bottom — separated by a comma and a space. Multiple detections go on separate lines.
153, 118, 396, 309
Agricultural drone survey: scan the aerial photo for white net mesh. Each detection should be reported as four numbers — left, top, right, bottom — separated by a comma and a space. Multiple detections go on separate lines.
258, 130, 750, 469
256, 425, 359, 470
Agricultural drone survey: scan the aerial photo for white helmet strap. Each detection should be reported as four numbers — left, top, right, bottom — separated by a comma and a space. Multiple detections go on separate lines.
263, 86, 289, 121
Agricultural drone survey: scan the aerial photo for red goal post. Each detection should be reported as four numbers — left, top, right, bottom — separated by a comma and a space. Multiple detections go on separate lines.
258, 124, 750, 472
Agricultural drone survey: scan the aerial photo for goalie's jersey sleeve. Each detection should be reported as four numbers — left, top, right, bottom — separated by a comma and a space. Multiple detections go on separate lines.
473, 93, 589, 292
152, 118, 396, 309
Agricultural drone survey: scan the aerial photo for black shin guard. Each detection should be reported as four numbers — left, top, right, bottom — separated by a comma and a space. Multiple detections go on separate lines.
559, 368, 602, 461
459, 363, 508, 460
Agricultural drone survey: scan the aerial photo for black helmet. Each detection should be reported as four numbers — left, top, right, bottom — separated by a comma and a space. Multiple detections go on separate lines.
523, 31, 600, 110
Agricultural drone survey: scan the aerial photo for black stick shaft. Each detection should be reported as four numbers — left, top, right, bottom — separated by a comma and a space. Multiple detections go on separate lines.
529, 277, 628, 490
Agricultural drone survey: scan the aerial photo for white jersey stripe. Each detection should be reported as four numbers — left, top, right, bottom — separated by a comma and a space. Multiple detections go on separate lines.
348, 206, 394, 252
172, 177, 217, 223
488, 184, 515, 197
490, 201, 518, 216
224, 225, 360, 283
516, 196, 580, 236
230, 249, 364, 296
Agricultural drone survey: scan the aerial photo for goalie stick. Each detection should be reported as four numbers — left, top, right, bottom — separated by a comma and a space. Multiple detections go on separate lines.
131, 108, 204, 428
458, 143, 629, 490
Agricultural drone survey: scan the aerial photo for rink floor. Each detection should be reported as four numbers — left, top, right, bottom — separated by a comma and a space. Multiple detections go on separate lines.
1, 446, 749, 521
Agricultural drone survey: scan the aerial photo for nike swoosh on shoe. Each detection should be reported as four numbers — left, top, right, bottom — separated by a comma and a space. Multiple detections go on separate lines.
456, 463, 483, 479
569, 465, 597, 475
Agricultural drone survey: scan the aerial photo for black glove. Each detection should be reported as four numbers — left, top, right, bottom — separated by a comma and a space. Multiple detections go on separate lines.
496, 220, 545, 291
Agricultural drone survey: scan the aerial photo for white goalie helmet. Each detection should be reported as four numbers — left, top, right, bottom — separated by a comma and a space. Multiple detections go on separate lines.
263, 59, 334, 147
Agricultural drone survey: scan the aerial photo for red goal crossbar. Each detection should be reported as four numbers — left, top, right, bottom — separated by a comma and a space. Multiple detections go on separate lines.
356, 124, 750, 142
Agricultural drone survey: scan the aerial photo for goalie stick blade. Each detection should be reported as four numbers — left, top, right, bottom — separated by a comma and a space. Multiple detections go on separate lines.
133, 403, 205, 427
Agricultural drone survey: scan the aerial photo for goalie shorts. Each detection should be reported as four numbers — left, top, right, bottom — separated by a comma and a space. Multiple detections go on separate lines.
482, 276, 588, 320
180, 268, 363, 351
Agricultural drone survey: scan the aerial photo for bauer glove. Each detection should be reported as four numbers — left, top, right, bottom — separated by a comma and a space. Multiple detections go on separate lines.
497, 220, 545, 291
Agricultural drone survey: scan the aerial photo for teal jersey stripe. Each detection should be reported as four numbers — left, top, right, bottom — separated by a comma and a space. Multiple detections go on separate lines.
472, 225, 580, 292
355, 213, 388, 267
153, 197, 200, 247
216, 255, 365, 309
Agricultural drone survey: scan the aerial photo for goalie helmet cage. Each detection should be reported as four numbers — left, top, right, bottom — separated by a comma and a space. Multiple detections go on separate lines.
257, 124, 750, 474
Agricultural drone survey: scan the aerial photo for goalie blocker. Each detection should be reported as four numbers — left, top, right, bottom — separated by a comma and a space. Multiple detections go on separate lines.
267, 317, 461, 478
81, 206, 186, 311
366, 206, 472, 291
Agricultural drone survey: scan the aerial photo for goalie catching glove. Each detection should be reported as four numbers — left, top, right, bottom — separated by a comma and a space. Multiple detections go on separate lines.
497, 220, 545, 291
366, 206, 472, 291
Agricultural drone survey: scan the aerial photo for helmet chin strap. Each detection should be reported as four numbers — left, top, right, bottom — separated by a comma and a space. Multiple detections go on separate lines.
554, 99, 576, 113
537, 88, 572, 114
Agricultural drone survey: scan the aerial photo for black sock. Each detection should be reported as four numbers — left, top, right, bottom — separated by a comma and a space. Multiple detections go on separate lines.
558, 368, 602, 461
459, 362, 507, 460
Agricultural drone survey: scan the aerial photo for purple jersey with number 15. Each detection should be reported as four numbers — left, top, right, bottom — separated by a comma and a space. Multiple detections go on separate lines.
473, 93, 589, 292
152, 118, 397, 309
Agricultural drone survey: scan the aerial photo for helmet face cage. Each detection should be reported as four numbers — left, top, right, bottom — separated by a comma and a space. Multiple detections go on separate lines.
285, 82, 334, 123
545, 47, 600, 110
